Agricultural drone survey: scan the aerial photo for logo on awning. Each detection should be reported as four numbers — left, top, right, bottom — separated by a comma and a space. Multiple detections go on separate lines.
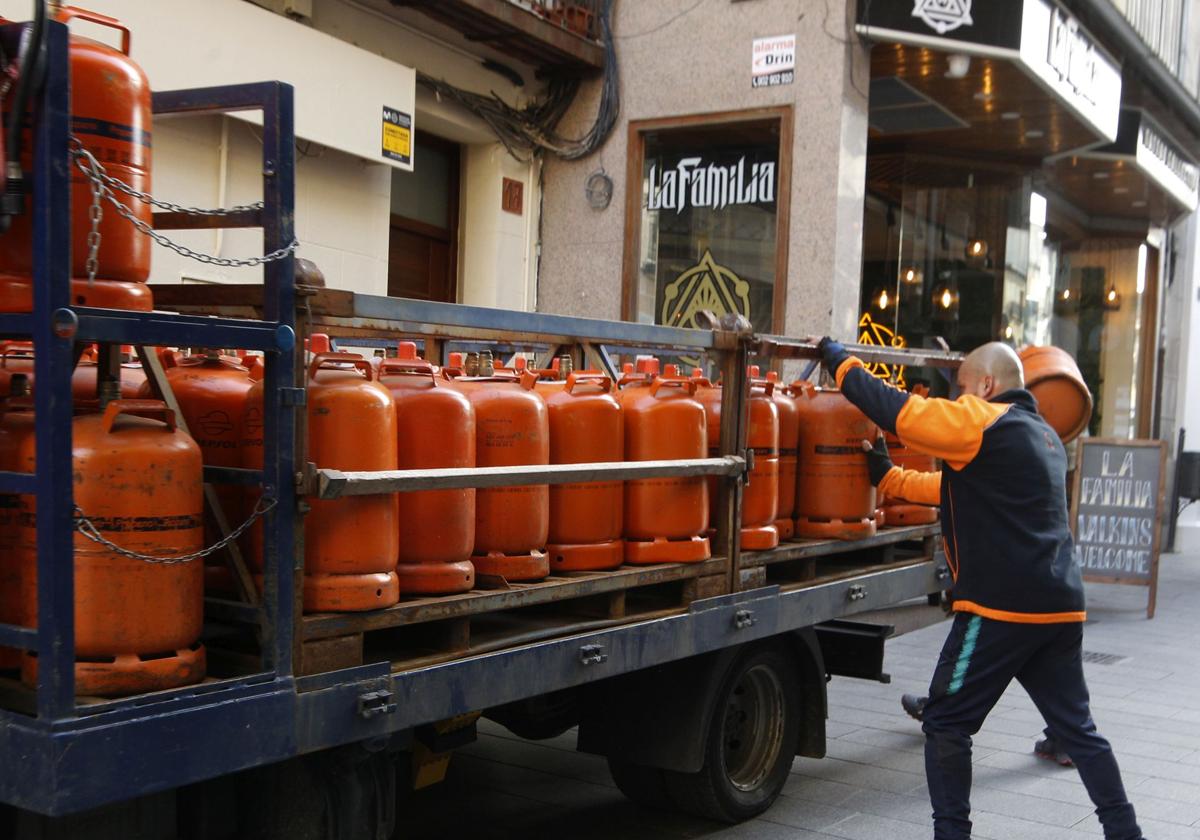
912, 0, 973, 35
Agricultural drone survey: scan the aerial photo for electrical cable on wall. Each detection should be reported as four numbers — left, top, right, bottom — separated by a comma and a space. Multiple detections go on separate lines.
417, 0, 620, 162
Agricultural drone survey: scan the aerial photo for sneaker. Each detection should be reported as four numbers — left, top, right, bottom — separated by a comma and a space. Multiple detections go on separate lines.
901, 693, 927, 722
1034, 738, 1074, 768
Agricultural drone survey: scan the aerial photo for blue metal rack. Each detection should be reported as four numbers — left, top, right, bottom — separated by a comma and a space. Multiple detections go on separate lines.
0, 17, 299, 790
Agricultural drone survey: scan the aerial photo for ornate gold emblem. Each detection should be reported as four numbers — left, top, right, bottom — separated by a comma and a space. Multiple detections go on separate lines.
661, 250, 751, 329
858, 311, 907, 389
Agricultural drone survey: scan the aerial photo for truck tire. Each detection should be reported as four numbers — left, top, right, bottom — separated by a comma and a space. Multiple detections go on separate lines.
606, 759, 669, 810
661, 645, 801, 823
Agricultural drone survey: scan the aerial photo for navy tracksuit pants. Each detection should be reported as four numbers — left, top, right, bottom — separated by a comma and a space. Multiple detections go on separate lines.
921, 613, 1142, 840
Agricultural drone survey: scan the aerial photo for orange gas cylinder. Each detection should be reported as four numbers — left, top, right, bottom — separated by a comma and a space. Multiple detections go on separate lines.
0, 381, 34, 670
766, 371, 799, 540
1018, 345, 1093, 444
451, 353, 550, 582
18, 400, 205, 697
305, 353, 400, 611
379, 358, 476, 595
0, 7, 153, 287
0, 343, 35, 394
694, 369, 780, 551
878, 385, 939, 527
137, 350, 254, 593
0, 272, 154, 314
792, 383, 878, 541
71, 346, 146, 402
622, 373, 710, 564
537, 371, 624, 571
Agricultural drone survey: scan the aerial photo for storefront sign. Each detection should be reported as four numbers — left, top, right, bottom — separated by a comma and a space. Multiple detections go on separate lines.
646, 156, 777, 213
1136, 118, 1200, 212
751, 34, 796, 88
856, 0, 1121, 142
1070, 438, 1167, 619
1020, 0, 1121, 141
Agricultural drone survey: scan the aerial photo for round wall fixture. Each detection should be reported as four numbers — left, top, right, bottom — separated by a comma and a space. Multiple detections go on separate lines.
586, 169, 613, 210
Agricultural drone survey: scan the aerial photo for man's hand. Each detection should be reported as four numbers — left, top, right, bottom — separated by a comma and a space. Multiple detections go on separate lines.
862, 435, 894, 485
817, 336, 850, 381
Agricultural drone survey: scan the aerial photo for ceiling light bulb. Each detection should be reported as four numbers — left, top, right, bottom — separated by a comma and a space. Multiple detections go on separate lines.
1107, 288, 1117, 302
941, 288, 953, 309
1061, 289, 1071, 300
878, 289, 890, 310
1004, 324, 1013, 339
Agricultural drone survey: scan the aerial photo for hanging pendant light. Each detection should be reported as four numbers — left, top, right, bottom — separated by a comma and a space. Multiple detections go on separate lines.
1103, 284, 1121, 311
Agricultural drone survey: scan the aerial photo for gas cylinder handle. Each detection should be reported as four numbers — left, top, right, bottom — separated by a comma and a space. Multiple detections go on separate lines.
56, 6, 132, 55
101, 399, 177, 433
564, 372, 613, 394
379, 359, 437, 386
519, 370, 539, 391
308, 352, 375, 382
790, 381, 817, 399
650, 377, 698, 397
751, 379, 776, 397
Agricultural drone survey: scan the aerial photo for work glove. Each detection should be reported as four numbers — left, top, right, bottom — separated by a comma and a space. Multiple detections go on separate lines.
817, 336, 850, 381
862, 435, 894, 485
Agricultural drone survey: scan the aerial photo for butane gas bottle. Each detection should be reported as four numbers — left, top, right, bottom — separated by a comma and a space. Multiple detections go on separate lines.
71, 346, 146, 402
451, 352, 550, 582
792, 382, 878, 541
878, 385, 939, 527
0, 343, 34, 395
694, 368, 780, 551
18, 399, 205, 697
622, 370, 710, 564
766, 371, 799, 539
1018, 345, 1093, 444
137, 349, 255, 592
538, 368, 624, 571
305, 353, 400, 611
0, 7, 154, 307
0, 377, 34, 670
379, 355, 476, 595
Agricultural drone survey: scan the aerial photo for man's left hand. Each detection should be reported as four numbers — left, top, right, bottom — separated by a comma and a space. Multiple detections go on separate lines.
817, 336, 850, 380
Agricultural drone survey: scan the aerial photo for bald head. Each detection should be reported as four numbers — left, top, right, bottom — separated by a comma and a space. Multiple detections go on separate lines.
957, 342, 1024, 401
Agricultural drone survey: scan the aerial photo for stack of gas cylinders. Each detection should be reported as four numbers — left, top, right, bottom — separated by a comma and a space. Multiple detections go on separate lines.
0, 8, 208, 698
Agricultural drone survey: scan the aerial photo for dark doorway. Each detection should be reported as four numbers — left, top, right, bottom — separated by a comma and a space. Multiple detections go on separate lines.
388, 133, 461, 302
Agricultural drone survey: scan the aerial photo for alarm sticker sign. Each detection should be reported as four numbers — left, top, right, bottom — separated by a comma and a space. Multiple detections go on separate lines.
751, 34, 796, 88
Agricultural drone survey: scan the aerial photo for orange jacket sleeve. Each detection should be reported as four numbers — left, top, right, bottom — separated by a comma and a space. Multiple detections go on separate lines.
893, 393, 1011, 470
879, 466, 942, 505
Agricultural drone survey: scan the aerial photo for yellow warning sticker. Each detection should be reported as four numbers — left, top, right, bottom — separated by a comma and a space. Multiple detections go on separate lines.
382, 106, 412, 165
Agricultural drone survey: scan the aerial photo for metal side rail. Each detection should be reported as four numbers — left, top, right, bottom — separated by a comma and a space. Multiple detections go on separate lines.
0, 554, 944, 817
314, 456, 746, 498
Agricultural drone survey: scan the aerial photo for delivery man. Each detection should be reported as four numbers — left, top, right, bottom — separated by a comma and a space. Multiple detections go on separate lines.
817, 337, 1143, 840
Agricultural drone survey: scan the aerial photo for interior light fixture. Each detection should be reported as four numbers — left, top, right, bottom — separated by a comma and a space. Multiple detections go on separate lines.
873, 287, 893, 310
1000, 112, 1020, 120
933, 285, 957, 311
1003, 323, 1014, 340
1103, 284, 1121, 311
966, 238, 988, 259
1024, 129, 1044, 139
901, 266, 923, 285
946, 53, 971, 79
1061, 288, 1071, 301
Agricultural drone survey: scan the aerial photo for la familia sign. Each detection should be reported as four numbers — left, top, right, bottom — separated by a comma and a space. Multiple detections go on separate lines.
646, 156, 777, 213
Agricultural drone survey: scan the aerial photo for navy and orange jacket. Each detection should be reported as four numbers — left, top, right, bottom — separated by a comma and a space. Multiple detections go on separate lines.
837, 357, 1085, 624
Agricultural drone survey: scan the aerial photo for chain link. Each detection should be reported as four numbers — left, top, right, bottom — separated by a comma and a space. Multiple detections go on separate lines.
73, 496, 278, 565
84, 161, 103, 285
70, 140, 298, 268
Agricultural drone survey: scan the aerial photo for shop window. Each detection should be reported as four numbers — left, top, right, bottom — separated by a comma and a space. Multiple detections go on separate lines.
859, 162, 1158, 438
624, 110, 792, 347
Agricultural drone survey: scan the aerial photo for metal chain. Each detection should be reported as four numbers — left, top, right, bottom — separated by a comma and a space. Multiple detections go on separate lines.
84, 162, 103, 285
73, 496, 278, 565
70, 141, 299, 268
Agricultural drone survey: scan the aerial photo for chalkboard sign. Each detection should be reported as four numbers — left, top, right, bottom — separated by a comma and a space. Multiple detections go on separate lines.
1070, 438, 1167, 619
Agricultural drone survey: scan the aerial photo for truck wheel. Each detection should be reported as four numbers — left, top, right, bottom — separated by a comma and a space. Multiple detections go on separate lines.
606, 758, 668, 810
663, 645, 800, 823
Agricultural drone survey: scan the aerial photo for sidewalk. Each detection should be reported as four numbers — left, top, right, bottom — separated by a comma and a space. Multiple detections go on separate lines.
404, 552, 1200, 839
